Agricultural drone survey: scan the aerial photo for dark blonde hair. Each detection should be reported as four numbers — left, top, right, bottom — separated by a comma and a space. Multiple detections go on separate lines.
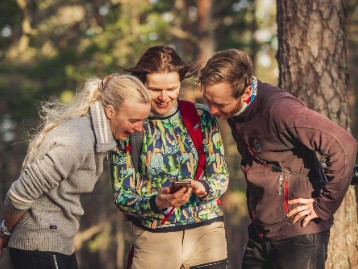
120, 45, 193, 83
23, 74, 150, 168
199, 49, 253, 98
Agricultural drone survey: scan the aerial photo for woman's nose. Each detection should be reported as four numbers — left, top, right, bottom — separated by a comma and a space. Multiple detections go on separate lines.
159, 90, 167, 100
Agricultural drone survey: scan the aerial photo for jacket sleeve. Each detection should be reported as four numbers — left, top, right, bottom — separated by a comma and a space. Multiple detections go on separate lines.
4, 128, 90, 213
282, 100, 357, 220
198, 109, 230, 201
110, 140, 158, 217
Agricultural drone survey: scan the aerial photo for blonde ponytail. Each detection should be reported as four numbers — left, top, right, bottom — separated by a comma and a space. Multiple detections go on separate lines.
22, 74, 150, 169
22, 77, 102, 168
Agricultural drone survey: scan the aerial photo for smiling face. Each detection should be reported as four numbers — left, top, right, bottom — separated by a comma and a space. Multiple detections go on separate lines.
145, 72, 181, 116
105, 99, 151, 141
202, 82, 251, 120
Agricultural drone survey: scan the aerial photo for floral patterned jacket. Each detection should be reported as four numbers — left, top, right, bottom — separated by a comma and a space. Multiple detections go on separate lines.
110, 103, 229, 231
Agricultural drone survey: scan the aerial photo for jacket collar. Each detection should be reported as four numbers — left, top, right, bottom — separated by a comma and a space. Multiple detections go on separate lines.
89, 101, 116, 153
228, 80, 263, 123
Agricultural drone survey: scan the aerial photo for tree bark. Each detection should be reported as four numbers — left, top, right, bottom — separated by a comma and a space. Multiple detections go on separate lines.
249, 0, 259, 68
197, 0, 215, 58
277, 1, 357, 268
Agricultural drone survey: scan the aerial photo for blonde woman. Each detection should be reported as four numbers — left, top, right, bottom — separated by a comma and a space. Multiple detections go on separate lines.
0, 74, 151, 269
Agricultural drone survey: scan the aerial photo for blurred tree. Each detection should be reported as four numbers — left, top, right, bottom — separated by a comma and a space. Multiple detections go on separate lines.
197, 0, 215, 56
277, 1, 357, 268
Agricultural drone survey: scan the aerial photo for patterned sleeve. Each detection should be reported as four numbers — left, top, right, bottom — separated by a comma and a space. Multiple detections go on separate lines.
197, 106, 229, 201
110, 139, 157, 218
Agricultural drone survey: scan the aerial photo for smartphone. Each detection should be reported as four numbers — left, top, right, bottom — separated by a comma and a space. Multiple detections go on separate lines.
169, 179, 191, 194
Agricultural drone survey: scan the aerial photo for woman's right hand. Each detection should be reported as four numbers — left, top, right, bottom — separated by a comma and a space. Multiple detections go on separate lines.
0, 211, 25, 255
155, 186, 192, 210
0, 235, 9, 255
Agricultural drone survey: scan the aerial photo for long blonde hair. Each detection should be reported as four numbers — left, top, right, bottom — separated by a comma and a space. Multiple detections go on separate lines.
22, 74, 150, 169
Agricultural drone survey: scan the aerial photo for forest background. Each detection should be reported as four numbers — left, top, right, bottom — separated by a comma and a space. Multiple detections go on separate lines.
0, 0, 357, 268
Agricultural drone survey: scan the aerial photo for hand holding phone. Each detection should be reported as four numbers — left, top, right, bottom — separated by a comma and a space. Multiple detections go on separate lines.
169, 179, 192, 194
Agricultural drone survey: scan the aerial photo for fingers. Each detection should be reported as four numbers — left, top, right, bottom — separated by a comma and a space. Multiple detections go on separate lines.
169, 187, 192, 207
287, 198, 318, 228
291, 213, 312, 228
289, 207, 311, 223
190, 181, 207, 197
286, 204, 311, 218
156, 187, 192, 209
159, 187, 170, 195
301, 215, 312, 228
288, 198, 314, 205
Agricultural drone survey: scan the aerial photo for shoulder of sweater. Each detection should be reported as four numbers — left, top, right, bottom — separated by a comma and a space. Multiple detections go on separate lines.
50, 116, 95, 148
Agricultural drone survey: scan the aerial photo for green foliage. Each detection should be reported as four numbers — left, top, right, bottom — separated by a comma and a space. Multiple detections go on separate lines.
0, 0, 278, 128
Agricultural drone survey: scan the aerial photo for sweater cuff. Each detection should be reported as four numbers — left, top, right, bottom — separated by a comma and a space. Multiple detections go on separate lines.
198, 180, 210, 199
149, 195, 167, 214
313, 200, 331, 221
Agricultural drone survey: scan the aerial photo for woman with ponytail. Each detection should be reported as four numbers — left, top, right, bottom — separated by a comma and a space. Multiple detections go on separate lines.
0, 74, 151, 269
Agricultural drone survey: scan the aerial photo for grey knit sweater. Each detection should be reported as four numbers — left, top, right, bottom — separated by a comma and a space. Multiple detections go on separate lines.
4, 101, 116, 255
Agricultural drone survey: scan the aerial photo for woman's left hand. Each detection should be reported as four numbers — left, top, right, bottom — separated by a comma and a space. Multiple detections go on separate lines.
287, 198, 319, 228
190, 180, 207, 198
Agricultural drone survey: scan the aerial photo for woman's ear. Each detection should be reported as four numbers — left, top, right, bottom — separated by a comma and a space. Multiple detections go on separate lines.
104, 105, 114, 119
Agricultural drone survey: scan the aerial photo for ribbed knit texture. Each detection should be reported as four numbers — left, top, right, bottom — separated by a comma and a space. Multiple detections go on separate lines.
4, 101, 116, 255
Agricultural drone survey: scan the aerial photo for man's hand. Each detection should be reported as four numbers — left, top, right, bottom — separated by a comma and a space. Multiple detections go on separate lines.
287, 198, 319, 228
155, 186, 192, 210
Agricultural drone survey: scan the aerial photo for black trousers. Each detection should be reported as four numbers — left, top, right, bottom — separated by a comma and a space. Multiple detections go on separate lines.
242, 224, 330, 269
9, 248, 78, 269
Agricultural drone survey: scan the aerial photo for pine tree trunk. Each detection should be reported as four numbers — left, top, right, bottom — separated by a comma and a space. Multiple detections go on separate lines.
276, 0, 357, 268
197, 0, 215, 57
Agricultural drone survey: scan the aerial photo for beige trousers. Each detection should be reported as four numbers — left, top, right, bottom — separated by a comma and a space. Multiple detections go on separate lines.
130, 221, 227, 269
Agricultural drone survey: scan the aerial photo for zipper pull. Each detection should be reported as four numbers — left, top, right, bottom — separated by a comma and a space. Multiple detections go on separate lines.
279, 175, 283, 195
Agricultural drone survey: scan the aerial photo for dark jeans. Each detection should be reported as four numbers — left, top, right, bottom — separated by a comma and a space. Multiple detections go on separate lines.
242, 224, 330, 269
9, 248, 78, 269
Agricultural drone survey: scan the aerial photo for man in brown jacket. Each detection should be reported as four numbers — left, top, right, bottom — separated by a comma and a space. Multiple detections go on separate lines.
198, 49, 357, 269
